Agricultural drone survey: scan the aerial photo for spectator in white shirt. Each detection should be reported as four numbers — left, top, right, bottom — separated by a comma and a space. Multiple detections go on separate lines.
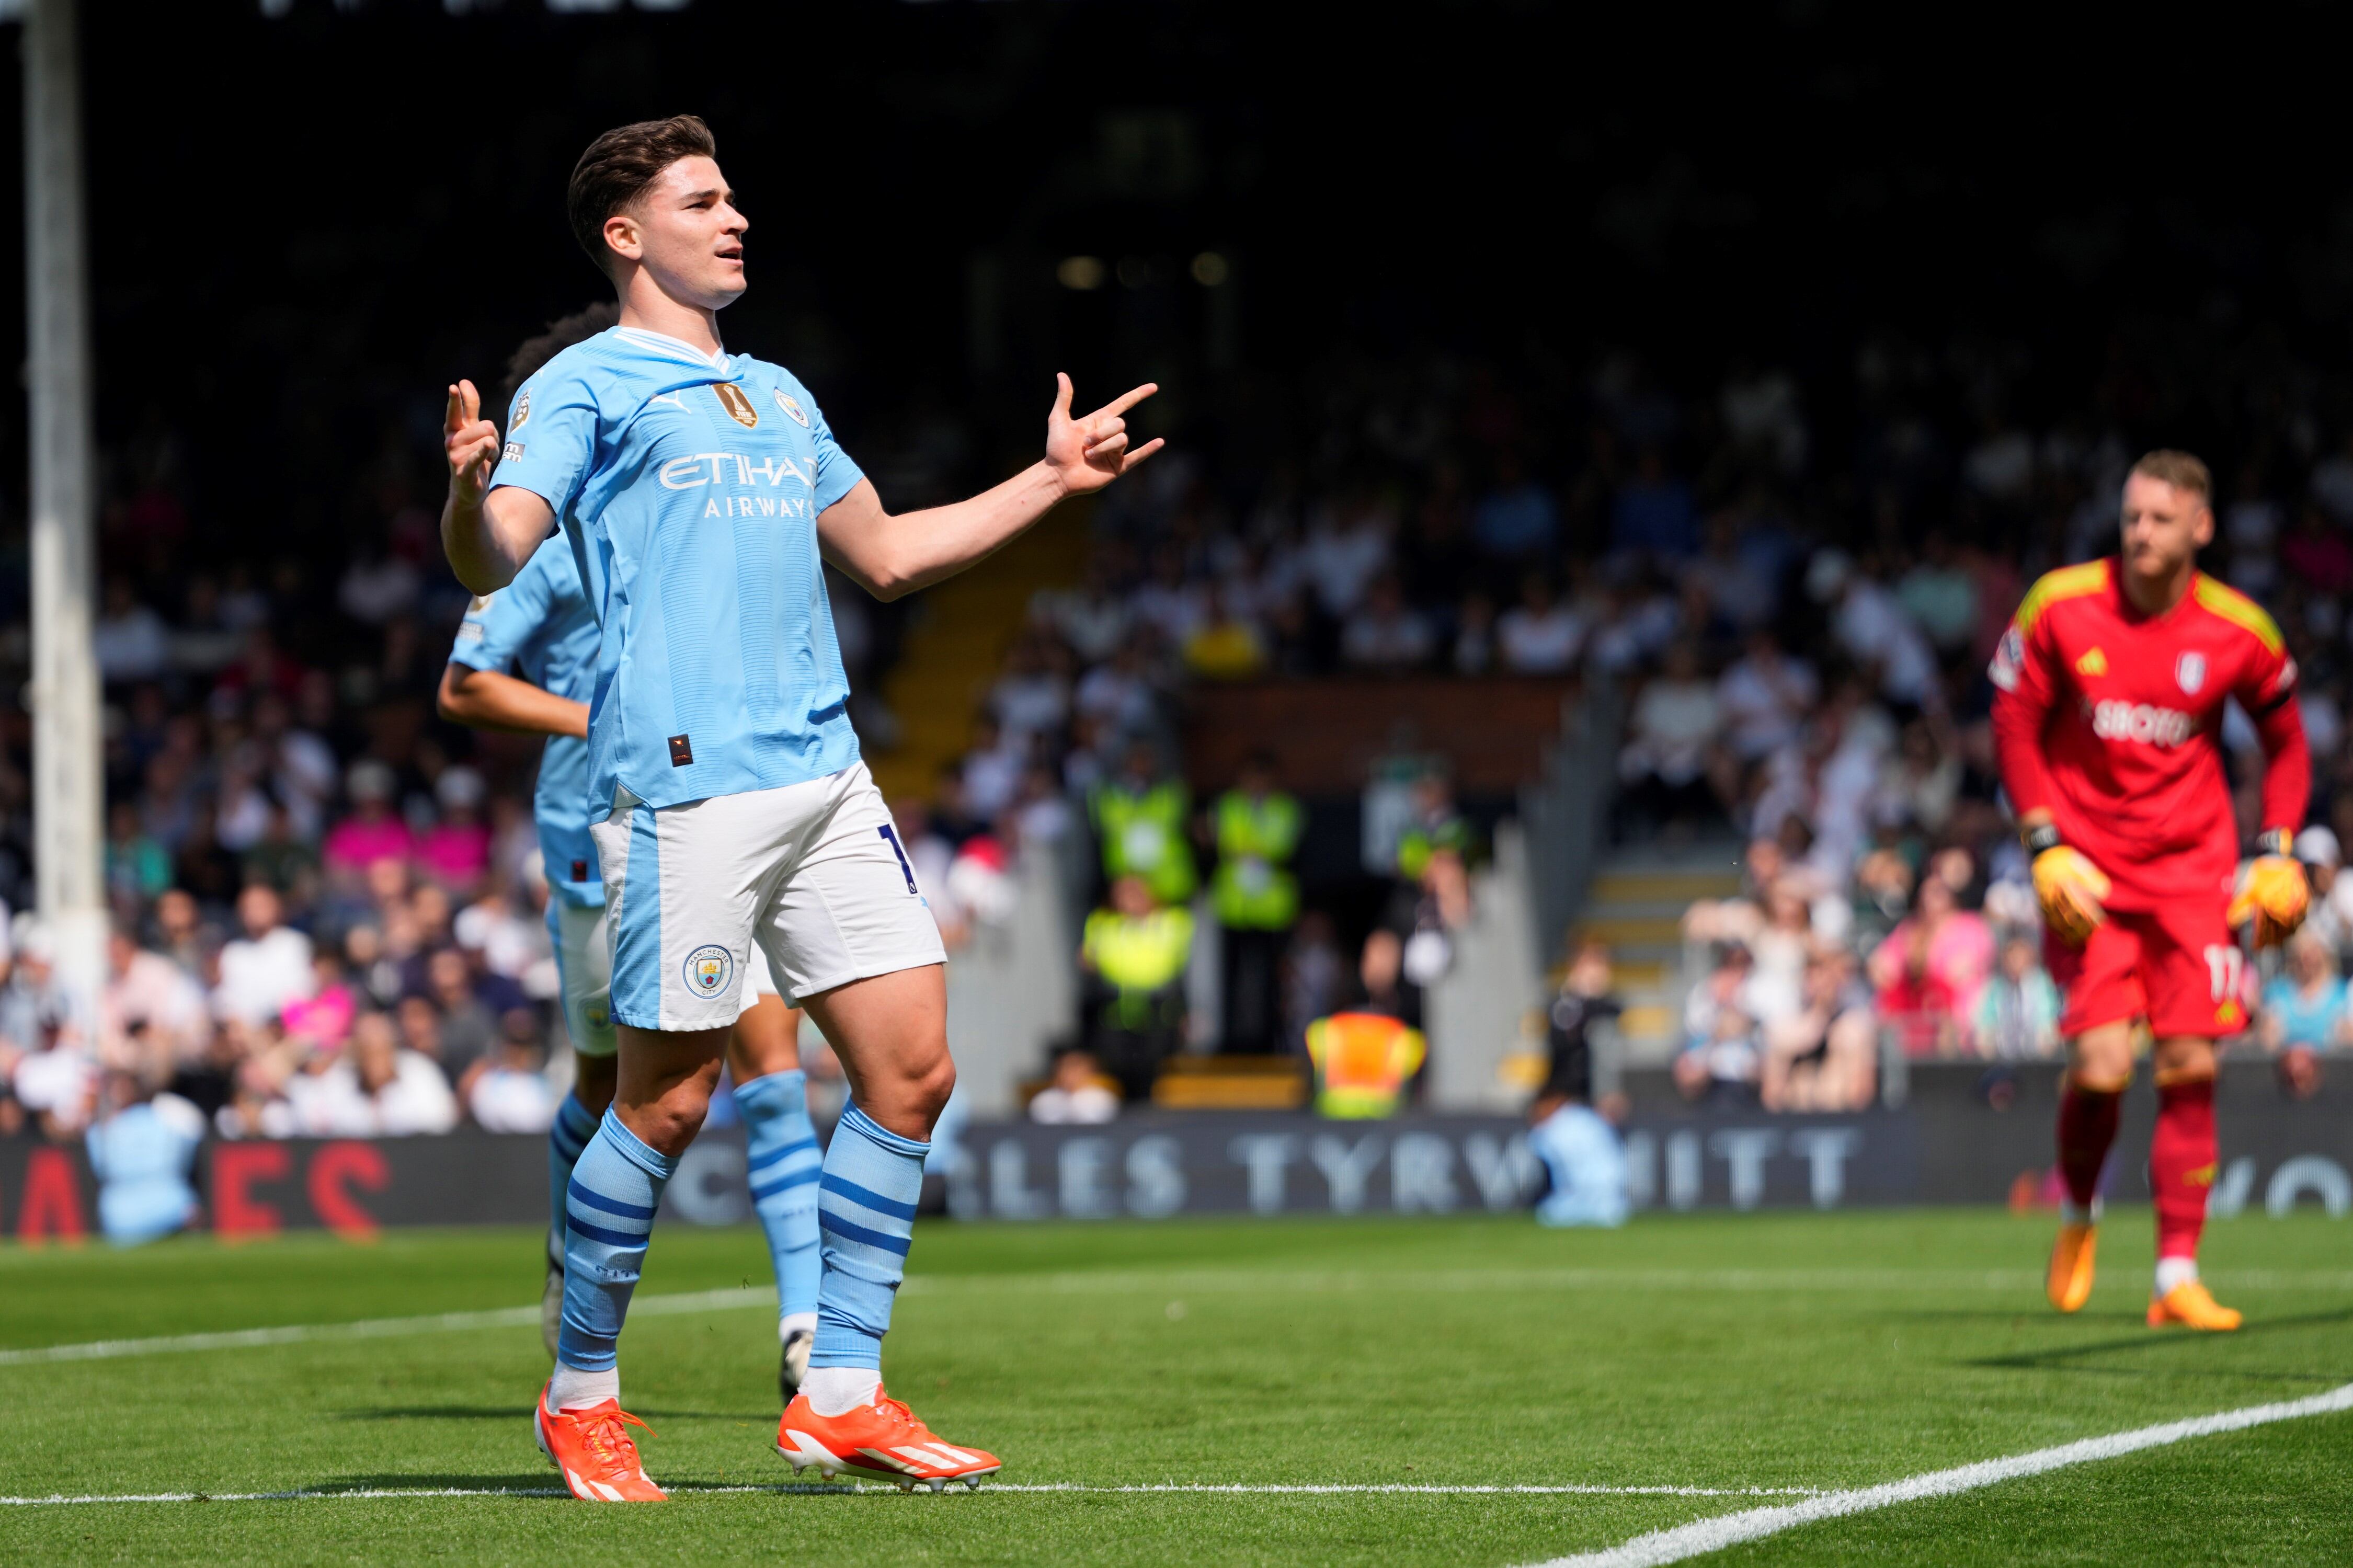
307, 1011, 458, 1137
959, 714, 1028, 822
468, 1021, 557, 1133
1808, 550, 1940, 711
1297, 490, 1394, 616
100, 924, 209, 1075
1716, 630, 1819, 762
1074, 639, 1159, 735
989, 636, 1073, 744
453, 888, 545, 982
1339, 575, 1436, 671
1032, 552, 1134, 665
1496, 572, 1583, 673
213, 884, 314, 1028
1028, 1047, 1119, 1125
1128, 544, 1209, 646
1617, 642, 1725, 827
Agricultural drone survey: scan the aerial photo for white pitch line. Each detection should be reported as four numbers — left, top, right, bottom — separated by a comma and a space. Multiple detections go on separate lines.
1530, 1380, 2353, 1568
9, 1264, 2352, 1369
0, 1287, 771, 1368
0, 1482, 1823, 1507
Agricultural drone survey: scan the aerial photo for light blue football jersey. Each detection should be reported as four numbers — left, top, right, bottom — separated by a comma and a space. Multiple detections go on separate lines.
486, 325, 866, 813
447, 535, 604, 907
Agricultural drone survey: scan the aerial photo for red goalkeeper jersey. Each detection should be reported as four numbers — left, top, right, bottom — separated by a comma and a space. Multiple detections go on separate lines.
1989, 558, 2308, 912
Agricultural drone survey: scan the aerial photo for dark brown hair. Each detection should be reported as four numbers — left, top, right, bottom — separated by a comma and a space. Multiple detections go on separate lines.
2130, 449, 2212, 501
501, 302, 620, 402
566, 115, 718, 276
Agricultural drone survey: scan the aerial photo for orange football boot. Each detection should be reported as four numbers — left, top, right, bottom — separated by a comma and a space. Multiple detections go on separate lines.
2148, 1279, 2242, 1331
774, 1386, 1001, 1492
2046, 1221, 2097, 1313
535, 1383, 668, 1501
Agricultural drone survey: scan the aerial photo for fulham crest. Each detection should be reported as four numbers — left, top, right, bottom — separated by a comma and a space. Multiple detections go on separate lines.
2177, 651, 2206, 695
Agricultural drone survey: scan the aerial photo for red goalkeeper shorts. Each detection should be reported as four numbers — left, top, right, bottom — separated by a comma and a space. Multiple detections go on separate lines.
2045, 897, 2244, 1041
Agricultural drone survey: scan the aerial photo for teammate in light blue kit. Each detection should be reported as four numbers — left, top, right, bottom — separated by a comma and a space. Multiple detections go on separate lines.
440, 115, 1160, 1501
438, 312, 825, 1398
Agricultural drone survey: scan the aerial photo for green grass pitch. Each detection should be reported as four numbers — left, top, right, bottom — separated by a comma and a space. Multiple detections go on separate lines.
3, 1209, 2349, 1564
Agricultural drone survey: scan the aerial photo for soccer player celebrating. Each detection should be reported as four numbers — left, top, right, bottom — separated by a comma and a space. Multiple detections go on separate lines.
440, 115, 1159, 1502
1990, 450, 2310, 1332
438, 308, 827, 1400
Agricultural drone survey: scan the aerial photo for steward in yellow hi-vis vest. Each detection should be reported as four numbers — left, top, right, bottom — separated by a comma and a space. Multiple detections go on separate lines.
1082, 902, 1195, 1028
1211, 784, 1302, 930
1079, 874, 1195, 1101
1090, 742, 1197, 906
1304, 1010, 1426, 1119
1211, 751, 1304, 1054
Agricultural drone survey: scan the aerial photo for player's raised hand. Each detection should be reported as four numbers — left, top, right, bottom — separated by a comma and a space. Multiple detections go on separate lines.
444, 380, 501, 510
1044, 373, 1163, 496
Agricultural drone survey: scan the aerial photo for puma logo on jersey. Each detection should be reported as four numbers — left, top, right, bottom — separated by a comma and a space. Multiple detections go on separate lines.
2075, 647, 2108, 677
2091, 699, 2192, 747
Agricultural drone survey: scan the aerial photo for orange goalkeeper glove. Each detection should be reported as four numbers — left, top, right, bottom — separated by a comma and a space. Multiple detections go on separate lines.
2031, 844, 2111, 945
2228, 852, 2309, 949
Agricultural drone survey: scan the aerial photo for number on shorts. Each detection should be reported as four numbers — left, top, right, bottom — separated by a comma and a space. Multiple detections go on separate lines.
2203, 944, 2244, 1003
877, 823, 918, 895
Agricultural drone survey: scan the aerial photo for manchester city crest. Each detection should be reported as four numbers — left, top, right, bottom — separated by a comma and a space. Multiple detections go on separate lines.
683, 944, 735, 998
2177, 651, 2206, 695
775, 388, 811, 427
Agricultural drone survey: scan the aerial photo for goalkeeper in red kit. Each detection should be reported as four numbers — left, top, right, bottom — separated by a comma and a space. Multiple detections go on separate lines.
1990, 449, 2310, 1332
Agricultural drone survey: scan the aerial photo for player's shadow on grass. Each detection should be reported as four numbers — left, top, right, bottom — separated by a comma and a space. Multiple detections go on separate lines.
340, 1405, 767, 1423
1961, 1304, 2353, 1371
316, 1475, 568, 1495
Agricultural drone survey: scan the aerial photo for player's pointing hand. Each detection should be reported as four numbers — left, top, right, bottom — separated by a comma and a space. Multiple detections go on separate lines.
444, 379, 502, 511
1044, 373, 1163, 496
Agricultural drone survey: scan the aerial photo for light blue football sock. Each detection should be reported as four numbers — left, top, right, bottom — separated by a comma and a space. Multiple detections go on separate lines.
546, 1092, 599, 1258
734, 1068, 822, 1324
810, 1102, 928, 1370
556, 1109, 677, 1375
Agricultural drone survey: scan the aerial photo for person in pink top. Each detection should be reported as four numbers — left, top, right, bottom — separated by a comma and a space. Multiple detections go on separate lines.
415, 765, 493, 893
324, 759, 414, 887
281, 951, 358, 1052
1869, 857, 1994, 1056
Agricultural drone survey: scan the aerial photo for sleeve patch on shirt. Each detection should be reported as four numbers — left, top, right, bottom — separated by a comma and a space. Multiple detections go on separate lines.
1988, 625, 2024, 691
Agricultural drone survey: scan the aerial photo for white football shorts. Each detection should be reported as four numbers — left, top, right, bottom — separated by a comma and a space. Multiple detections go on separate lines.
591, 759, 945, 1032
738, 939, 783, 1020
546, 895, 617, 1059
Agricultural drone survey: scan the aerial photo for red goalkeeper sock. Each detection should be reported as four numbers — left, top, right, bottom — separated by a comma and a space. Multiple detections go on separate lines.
2150, 1074, 2218, 1265
2055, 1077, 2123, 1214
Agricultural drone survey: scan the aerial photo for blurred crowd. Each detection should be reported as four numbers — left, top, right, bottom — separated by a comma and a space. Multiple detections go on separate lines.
0, 431, 897, 1149
14, 324, 2353, 1150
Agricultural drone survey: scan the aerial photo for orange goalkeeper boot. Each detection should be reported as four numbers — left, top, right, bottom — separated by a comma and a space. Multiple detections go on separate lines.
535, 1383, 668, 1501
2046, 1221, 2097, 1313
775, 1386, 1001, 1491
2148, 1279, 2242, 1332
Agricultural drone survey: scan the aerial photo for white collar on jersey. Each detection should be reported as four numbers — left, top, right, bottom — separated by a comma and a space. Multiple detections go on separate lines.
611, 325, 730, 371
